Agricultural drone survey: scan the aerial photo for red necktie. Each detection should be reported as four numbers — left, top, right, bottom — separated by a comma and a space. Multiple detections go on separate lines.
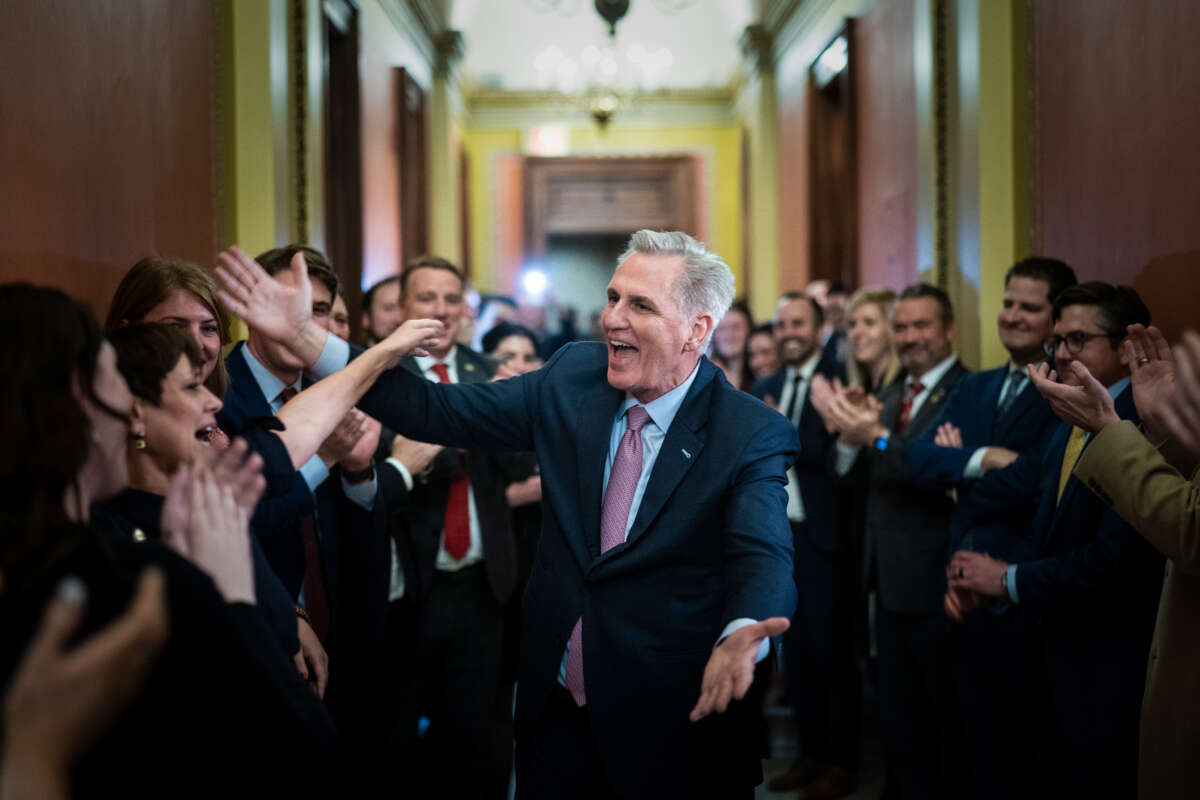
894, 380, 925, 433
431, 363, 471, 560
280, 386, 331, 643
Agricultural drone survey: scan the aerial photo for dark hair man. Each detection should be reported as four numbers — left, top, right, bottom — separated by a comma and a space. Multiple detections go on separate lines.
824, 281, 970, 800
948, 282, 1162, 799
902, 257, 1076, 799
753, 292, 855, 797
361, 274, 404, 345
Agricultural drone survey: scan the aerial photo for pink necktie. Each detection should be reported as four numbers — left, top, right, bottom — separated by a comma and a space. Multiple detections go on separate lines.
564, 405, 652, 706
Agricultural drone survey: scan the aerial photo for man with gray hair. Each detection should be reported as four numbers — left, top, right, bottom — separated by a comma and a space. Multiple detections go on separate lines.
215, 229, 800, 799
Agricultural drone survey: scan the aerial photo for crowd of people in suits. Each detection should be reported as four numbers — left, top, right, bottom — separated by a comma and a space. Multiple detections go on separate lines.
0, 234, 1197, 800
709, 266, 1199, 800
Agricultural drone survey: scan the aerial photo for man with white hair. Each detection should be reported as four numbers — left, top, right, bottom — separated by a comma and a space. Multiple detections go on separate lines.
216, 230, 799, 799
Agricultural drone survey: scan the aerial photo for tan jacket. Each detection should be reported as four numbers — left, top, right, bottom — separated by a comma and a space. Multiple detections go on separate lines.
1075, 421, 1200, 800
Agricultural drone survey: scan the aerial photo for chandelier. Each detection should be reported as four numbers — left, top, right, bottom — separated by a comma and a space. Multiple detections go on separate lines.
526, 0, 692, 128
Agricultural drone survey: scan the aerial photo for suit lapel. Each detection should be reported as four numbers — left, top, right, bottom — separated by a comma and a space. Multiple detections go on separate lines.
226, 343, 275, 418
598, 363, 716, 563
903, 362, 965, 438
575, 383, 625, 562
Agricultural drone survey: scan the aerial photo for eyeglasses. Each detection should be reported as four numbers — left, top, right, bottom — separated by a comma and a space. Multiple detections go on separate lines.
1043, 331, 1118, 357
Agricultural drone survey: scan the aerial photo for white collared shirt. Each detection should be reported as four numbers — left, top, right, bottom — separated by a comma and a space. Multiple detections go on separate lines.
778, 352, 822, 521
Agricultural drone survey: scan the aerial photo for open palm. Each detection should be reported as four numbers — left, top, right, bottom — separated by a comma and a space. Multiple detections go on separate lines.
214, 246, 312, 344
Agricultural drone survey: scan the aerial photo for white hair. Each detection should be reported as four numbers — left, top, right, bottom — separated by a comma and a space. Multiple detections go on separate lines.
618, 230, 736, 337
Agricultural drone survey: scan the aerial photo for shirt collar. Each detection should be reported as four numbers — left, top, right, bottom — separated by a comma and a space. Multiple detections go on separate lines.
241, 343, 298, 404
1107, 375, 1131, 399
787, 351, 823, 383
618, 358, 703, 434
911, 353, 958, 392
415, 346, 459, 374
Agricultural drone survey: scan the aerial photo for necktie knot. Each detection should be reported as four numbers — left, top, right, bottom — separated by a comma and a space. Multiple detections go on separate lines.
907, 380, 925, 398
625, 405, 651, 433
278, 386, 298, 404
431, 362, 452, 383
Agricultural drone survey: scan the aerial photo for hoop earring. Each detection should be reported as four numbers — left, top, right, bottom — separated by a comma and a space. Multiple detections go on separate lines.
131, 431, 147, 450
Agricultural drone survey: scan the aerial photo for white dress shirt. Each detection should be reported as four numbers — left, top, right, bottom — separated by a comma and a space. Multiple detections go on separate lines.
778, 352, 822, 522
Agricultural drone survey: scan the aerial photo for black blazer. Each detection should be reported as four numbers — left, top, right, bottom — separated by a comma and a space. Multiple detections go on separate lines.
218, 342, 315, 595
349, 343, 799, 797
393, 348, 519, 606
960, 385, 1163, 752
0, 527, 338, 798
904, 364, 1061, 560
863, 359, 971, 614
751, 350, 847, 552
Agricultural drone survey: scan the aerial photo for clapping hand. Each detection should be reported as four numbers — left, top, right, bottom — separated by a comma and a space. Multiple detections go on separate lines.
1162, 331, 1200, 456
690, 617, 790, 722
1123, 324, 1178, 445
318, 408, 371, 468
1027, 360, 1119, 434
161, 465, 256, 605
825, 387, 884, 447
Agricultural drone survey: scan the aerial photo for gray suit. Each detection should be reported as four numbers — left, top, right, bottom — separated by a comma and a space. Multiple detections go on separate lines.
862, 359, 969, 800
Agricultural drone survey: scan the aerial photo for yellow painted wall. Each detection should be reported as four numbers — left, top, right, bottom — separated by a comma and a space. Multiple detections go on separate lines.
462, 124, 743, 297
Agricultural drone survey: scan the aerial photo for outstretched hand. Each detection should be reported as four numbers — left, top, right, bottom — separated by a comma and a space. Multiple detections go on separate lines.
1027, 360, 1119, 433
689, 617, 789, 722
377, 318, 447, 365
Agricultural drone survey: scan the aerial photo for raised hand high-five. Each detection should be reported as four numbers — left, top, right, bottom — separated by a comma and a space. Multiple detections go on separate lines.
214, 246, 327, 367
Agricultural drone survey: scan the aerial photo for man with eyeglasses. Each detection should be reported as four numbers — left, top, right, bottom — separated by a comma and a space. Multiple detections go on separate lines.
901, 258, 1075, 800
946, 282, 1164, 800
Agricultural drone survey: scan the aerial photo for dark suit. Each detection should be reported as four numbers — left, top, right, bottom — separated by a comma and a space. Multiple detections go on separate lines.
218, 340, 394, 683
753, 353, 858, 772
960, 385, 1163, 799
348, 342, 799, 799
860, 359, 970, 800
903, 366, 1060, 799
390, 348, 520, 799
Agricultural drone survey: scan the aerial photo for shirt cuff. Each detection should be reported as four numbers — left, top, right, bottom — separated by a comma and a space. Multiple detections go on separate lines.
299, 454, 330, 492
309, 333, 351, 381
718, 618, 770, 664
963, 447, 988, 479
341, 473, 377, 510
1005, 564, 1020, 604
834, 441, 861, 476
386, 457, 415, 491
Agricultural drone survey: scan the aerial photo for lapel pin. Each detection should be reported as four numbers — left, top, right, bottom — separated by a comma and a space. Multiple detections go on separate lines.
464, 362, 475, 372
681, 448, 692, 459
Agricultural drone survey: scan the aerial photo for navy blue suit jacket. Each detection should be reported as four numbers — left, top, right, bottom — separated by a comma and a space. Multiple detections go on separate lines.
219, 342, 316, 592
751, 351, 847, 552
352, 342, 799, 797
960, 385, 1162, 751
905, 365, 1061, 559
218, 342, 381, 626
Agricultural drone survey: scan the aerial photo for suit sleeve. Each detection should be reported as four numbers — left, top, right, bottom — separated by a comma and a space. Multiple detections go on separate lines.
954, 438, 1049, 526
1074, 420, 1200, 574
720, 414, 800, 626
352, 346, 565, 454
904, 388, 974, 489
1014, 504, 1162, 612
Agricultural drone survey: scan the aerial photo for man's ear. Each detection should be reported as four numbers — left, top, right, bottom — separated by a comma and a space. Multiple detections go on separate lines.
361, 310, 371, 330
684, 313, 715, 353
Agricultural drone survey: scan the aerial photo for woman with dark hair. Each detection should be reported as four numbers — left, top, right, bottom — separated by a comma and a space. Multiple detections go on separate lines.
0, 284, 339, 797
91, 323, 304, 663
712, 299, 754, 390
